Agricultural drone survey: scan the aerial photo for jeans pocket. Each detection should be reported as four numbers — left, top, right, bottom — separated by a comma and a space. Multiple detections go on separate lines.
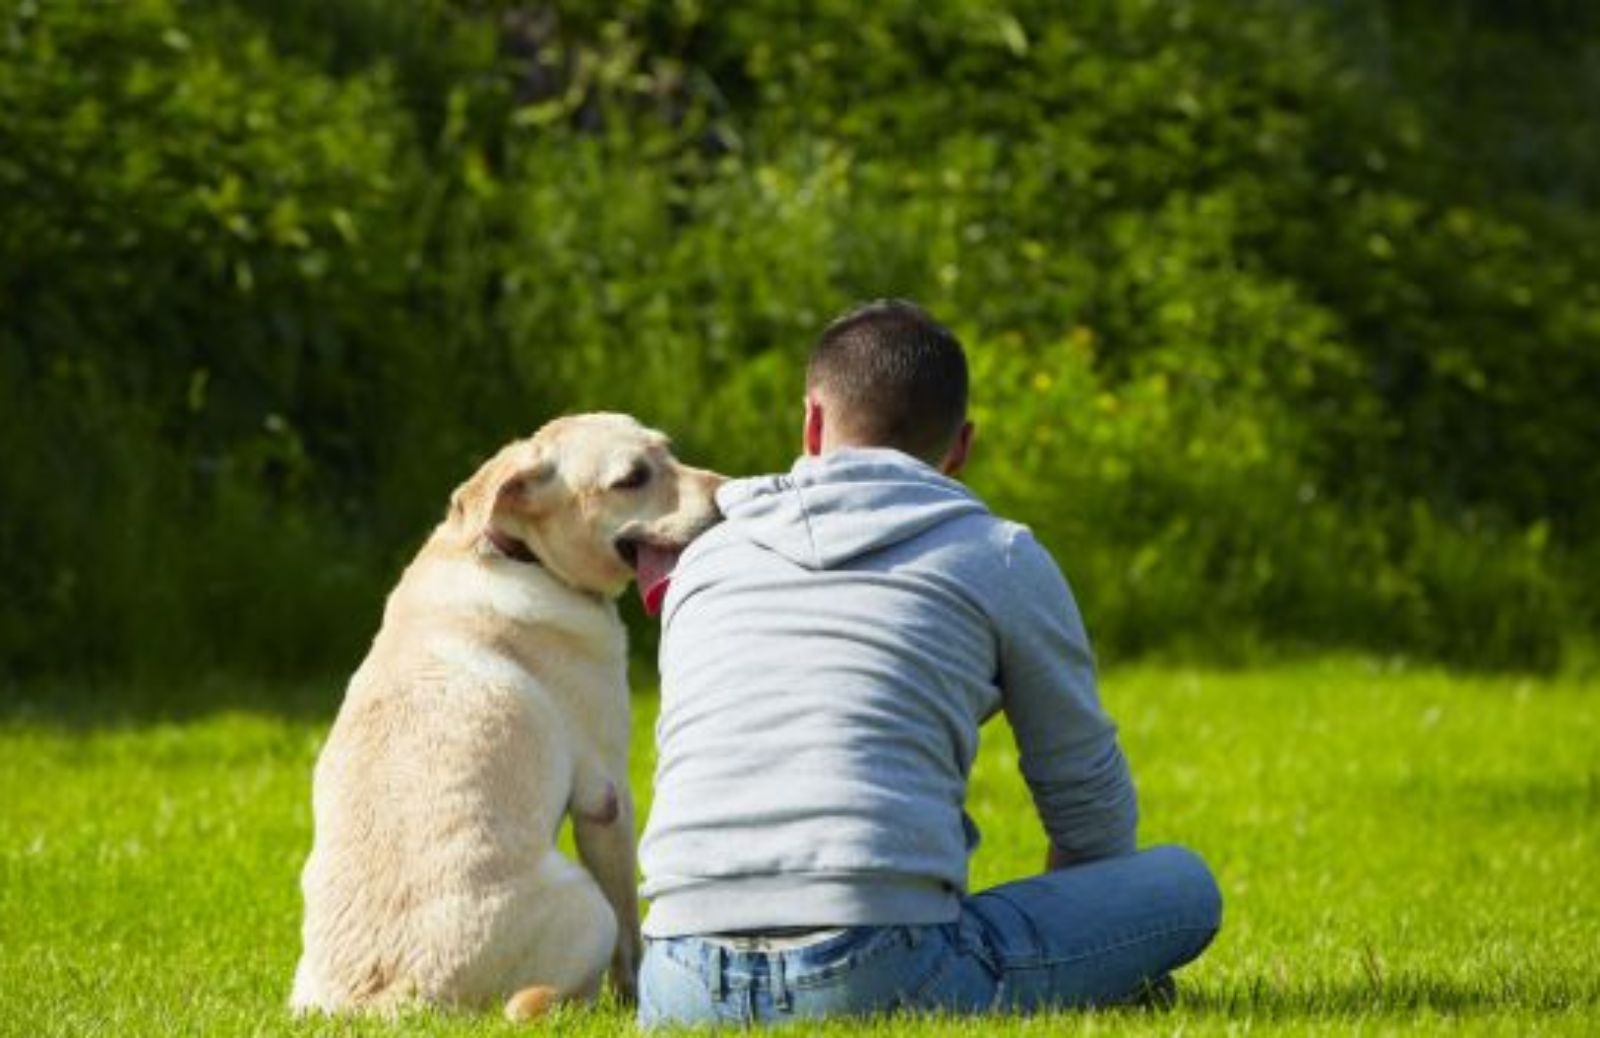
649, 936, 714, 979
639, 940, 719, 1027
956, 911, 1005, 977
897, 923, 1000, 1015
787, 926, 909, 987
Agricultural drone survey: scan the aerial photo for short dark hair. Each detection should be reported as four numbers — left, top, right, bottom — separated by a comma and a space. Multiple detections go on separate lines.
805, 299, 968, 462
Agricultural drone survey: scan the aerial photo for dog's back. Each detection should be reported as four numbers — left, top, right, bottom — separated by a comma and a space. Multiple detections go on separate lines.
291, 415, 722, 1017
291, 537, 610, 1011
293, 623, 578, 1006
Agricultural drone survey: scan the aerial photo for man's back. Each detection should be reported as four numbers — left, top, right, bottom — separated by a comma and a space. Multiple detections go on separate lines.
640, 448, 1134, 937
637, 300, 1217, 1025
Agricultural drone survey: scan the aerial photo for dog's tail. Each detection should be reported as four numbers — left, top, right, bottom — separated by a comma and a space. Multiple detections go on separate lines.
504, 985, 563, 1023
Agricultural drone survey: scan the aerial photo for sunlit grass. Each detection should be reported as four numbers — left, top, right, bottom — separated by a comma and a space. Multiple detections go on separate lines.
1, 660, 1596, 1035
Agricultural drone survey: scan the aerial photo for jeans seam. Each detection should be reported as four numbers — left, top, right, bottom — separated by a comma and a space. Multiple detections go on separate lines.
1018, 922, 1220, 969
901, 944, 959, 1007
974, 890, 1046, 961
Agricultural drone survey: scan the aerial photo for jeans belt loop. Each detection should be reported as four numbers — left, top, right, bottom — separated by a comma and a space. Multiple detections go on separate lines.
773, 952, 791, 1011
712, 944, 727, 1002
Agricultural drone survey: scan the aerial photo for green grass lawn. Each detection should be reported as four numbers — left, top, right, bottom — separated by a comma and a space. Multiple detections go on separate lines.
2, 660, 1596, 1036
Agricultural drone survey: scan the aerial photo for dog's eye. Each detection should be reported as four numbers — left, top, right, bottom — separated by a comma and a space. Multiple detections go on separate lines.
612, 462, 651, 491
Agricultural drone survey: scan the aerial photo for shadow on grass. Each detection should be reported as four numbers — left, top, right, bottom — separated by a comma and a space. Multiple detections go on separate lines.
1396, 774, 1600, 820
0, 660, 665, 731
1180, 975, 1599, 1018
0, 673, 344, 729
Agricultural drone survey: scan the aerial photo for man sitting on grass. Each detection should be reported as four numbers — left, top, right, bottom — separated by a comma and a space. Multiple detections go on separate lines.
636, 300, 1221, 1025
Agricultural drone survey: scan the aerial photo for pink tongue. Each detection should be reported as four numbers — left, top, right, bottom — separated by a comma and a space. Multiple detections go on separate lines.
635, 542, 683, 617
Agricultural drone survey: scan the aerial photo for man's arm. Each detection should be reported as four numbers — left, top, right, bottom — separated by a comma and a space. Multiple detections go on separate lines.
995, 527, 1138, 866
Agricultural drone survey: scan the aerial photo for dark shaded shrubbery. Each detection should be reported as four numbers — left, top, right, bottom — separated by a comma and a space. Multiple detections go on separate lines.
2, 0, 1595, 679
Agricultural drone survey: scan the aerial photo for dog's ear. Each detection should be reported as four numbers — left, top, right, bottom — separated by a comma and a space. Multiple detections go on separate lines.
490, 457, 557, 519
450, 448, 557, 533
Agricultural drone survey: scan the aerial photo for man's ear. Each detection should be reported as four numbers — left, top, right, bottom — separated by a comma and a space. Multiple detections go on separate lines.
803, 395, 825, 457
939, 420, 975, 477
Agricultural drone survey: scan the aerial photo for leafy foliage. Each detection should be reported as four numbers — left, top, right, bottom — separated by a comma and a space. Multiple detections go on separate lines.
1, 0, 1595, 676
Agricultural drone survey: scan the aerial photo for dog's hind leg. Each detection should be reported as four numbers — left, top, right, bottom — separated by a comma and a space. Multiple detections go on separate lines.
501, 850, 617, 1022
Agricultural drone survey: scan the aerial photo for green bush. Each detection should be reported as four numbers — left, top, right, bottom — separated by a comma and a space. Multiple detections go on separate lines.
0, 0, 412, 674
1, 0, 1595, 680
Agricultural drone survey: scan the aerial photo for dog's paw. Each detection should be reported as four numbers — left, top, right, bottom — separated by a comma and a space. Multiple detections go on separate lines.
609, 939, 641, 1005
505, 985, 562, 1022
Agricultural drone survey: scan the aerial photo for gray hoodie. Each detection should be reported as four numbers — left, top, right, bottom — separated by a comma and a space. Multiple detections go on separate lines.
639, 448, 1137, 937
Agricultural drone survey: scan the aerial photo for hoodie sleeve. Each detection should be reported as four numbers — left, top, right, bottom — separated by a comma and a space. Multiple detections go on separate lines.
995, 527, 1138, 861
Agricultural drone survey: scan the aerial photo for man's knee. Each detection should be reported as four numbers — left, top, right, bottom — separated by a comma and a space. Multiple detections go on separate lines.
1144, 844, 1223, 933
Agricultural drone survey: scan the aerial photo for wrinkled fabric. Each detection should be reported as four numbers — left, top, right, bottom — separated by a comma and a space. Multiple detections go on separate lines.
640, 448, 1137, 937
640, 845, 1222, 1026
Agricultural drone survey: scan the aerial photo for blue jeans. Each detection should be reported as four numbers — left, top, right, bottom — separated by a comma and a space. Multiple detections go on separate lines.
639, 845, 1222, 1026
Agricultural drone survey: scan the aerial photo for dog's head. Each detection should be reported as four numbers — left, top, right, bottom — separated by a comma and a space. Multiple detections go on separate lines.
450, 413, 724, 597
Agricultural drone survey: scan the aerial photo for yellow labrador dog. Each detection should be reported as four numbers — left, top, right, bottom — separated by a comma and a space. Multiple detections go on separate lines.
291, 413, 721, 1021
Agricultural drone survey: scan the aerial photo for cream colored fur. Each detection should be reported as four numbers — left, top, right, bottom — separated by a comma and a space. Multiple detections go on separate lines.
291, 413, 721, 1019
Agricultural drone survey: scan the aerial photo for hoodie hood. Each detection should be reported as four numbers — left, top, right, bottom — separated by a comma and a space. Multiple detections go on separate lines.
713, 448, 989, 570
